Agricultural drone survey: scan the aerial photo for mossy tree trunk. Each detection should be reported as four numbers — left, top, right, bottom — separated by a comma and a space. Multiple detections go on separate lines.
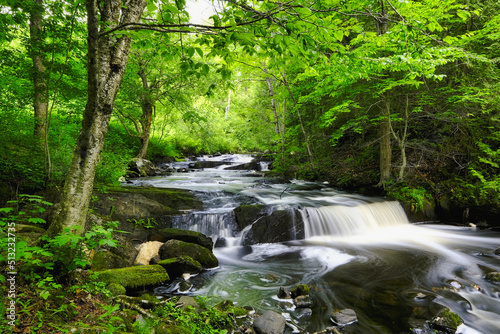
47, 0, 146, 237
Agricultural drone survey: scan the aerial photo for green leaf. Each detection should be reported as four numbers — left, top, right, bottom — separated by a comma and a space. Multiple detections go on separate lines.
333, 30, 343, 42
147, 1, 157, 12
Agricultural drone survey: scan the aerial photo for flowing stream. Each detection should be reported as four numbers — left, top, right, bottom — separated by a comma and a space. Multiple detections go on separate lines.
130, 154, 500, 334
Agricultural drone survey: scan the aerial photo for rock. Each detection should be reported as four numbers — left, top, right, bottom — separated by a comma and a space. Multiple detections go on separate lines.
253, 310, 286, 334
431, 308, 463, 333
134, 241, 164, 265
294, 295, 313, 308
159, 239, 218, 268
92, 250, 130, 271
106, 282, 126, 296
330, 308, 358, 326
242, 209, 305, 245
234, 204, 267, 231
485, 272, 500, 283
290, 284, 310, 298
176, 296, 201, 313
408, 318, 434, 334
495, 247, 500, 256
296, 308, 313, 320
277, 286, 292, 299
95, 265, 169, 289
128, 158, 156, 177
149, 228, 213, 250
157, 255, 203, 279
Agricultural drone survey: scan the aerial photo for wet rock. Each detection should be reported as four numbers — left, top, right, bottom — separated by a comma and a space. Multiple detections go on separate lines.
494, 247, 500, 255
408, 318, 434, 334
278, 286, 292, 299
234, 204, 267, 231
330, 308, 358, 326
295, 308, 313, 320
485, 271, 500, 283
157, 255, 203, 279
149, 228, 214, 250
253, 310, 286, 334
431, 308, 463, 333
128, 158, 156, 177
242, 209, 305, 245
159, 239, 218, 268
294, 295, 313, 308
290, 284, 310, 298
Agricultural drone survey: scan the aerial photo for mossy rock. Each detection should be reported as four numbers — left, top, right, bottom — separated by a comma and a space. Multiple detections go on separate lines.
107, 283, 126, 296
485, 272, 500, 283
431, 308, 463, 333
149, 228, 213, 250
157, 255, 203, 279
159, 239, 218, 268
290, 284, 310, 298
92, 250, 129, 271
214, 300, 248, 318
95, 265, 169, 288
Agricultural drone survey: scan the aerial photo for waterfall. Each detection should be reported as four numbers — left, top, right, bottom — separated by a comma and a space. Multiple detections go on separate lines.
171, 211, 237, 241
300, 201, 409, 238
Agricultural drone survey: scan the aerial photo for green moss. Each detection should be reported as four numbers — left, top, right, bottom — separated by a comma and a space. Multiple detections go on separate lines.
152, 228, 213, 250
95, 265, 169, 288
290, 284, 310, 298
485, 272, 500, 283
160, 240, 218, 268
157, 256, 203, 278
107, 283, 126, 296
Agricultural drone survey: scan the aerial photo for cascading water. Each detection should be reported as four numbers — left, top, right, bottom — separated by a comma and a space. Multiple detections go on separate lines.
128, 154, 500, 334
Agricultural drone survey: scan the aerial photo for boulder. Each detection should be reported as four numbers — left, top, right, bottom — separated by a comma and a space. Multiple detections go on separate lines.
159, 239, 218, 268
149, 228, 213, 250
253, 310, 286, 334
128, 158, 156, 177
234, 204, 267, 231
485, 272, 500, 283
134, 241, 164, 265
290, 284, 310, 298
431, 308, 463, 333
330, 308, 358, 326
242, 209, 304, 245
278, 286, 292, 299
157, 255, 204, 279
294, 295, 313, 308
92, 250, 130, 271
95, 265, 169, 289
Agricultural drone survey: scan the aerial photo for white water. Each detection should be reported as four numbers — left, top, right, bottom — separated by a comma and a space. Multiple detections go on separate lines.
130, 154, 500, 333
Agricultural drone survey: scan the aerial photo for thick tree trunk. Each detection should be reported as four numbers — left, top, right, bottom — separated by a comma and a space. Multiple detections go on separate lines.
47, 0, 146, 237
29, 0, 48, 143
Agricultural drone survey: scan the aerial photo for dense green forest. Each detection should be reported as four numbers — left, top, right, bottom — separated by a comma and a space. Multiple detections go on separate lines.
1, 0, 500, 332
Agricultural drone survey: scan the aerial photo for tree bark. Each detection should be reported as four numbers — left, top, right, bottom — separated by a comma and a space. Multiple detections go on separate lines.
379, 96, 392, 185
136, 70, 154, 159
29, 0, 49, 143
47, 0, 146, 237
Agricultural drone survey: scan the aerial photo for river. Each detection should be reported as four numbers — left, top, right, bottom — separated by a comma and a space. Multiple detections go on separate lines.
130, 154, 500, 334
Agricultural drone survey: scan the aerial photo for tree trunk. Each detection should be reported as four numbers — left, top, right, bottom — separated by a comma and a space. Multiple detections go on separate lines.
377, 1, 391, 187
262, 63, 280, 135
225, 89, 231, 120
47, 0, 146, 237
29, 0, 49, 143
136, 70, 154, 159
379, 96, 392, 185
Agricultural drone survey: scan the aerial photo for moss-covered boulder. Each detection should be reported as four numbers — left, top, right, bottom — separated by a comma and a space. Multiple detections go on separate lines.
92, 250, 130, 271
95, 265, 169, 289
431, 308, 463, 333
485, 272, 500, 283
233, 204, 266, 231
159, 240, 218, 268
149, 228, 213, 250
290, 284, 310, 298
157, 255, 203, 279
107, 282, 126, 296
